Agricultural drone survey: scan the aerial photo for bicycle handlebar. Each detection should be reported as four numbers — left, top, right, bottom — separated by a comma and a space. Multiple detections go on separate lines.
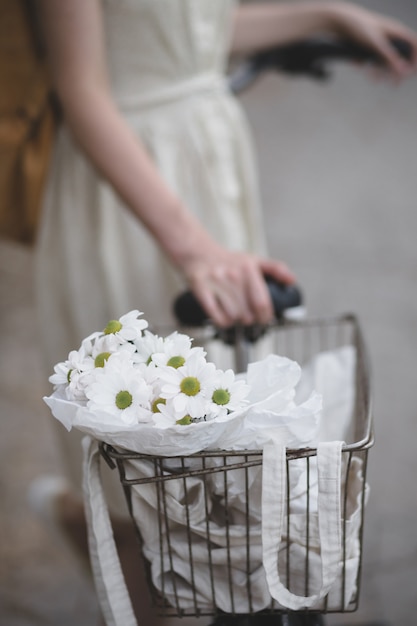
229, 36, 413, 93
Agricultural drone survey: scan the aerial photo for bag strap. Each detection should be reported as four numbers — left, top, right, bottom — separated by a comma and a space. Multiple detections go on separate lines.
82, 436, 137, 626
262, 440, 344, 610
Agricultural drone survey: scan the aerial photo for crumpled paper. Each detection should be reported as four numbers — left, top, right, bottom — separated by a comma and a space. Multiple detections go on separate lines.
44, 353, 323, 456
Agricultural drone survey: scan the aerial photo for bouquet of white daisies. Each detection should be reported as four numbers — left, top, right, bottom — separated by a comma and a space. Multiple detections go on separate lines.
44, 310, 322, 455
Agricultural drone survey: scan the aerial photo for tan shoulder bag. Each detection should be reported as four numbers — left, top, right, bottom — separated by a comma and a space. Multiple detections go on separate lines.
0, 0, 56, 245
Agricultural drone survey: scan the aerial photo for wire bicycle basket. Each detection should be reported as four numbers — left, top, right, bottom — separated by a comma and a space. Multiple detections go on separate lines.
99, 314, 373, 620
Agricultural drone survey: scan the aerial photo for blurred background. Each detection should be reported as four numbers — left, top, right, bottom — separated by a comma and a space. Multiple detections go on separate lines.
1, 0, 416, 624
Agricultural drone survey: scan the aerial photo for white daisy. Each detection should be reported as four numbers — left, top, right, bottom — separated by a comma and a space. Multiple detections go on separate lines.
60, 336, 136, 400
206, 369, 250, 418
89, 333, 138, 368
49, 345, 94, 402
151, 331, 205, 369
103, 310, 148, 342
137, 361, 166, 411
133, 330, 167, 365
159, 351, 216, 418
151, 397, 200, 427
151, 398, 180, 427
85, 352, 152, 424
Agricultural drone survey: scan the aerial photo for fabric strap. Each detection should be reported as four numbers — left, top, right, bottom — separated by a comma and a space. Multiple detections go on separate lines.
261, 439, 344, 610
82, 436, 137, 626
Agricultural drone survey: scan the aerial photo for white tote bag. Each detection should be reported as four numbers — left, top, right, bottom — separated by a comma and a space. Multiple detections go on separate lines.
83, 433, 366, 624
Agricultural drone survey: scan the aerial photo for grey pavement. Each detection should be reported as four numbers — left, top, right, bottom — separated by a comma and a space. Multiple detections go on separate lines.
1, 1, 416, 624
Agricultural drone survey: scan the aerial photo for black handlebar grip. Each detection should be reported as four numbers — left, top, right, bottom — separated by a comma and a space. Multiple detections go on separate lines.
339, 36, 413, 64
173, 277, 303, 327
254, 36, 413, 73
229, 36, 414, 93
267, 276, 303, 315
173, 290, 208, 327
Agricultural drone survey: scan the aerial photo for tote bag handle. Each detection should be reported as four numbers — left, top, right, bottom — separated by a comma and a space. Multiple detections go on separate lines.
262, 440, 344, 610
82, 436, 137, 626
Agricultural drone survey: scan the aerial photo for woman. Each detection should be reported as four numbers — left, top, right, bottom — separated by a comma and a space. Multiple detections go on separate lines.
31, 1, 417, 624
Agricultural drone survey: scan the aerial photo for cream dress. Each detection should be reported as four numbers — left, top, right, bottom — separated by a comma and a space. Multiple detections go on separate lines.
35, 0, 267, 506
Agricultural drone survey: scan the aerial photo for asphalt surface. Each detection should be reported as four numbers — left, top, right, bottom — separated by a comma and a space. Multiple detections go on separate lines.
1, 1, 416, 624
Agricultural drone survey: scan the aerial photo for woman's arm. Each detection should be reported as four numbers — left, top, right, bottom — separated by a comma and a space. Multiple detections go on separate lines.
231, 1, 417, 79
36, 0, 295, 327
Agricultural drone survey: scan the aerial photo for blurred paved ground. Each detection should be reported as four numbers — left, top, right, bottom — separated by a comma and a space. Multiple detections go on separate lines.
1, 1, 416, 624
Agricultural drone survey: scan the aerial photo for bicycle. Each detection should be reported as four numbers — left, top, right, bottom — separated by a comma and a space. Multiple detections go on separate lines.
90, 36, 411, 626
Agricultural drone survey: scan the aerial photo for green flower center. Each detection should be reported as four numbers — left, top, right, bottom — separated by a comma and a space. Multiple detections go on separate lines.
176, 415, 192, 425
212, 388, 231, 406
115, 390, 133, 410
180, 376, 200, 397
152, 397, 166, 413
104, 320, 122, 335
67, 369, 73, 383
167, 355, 185, 369
94, 352, 112, 368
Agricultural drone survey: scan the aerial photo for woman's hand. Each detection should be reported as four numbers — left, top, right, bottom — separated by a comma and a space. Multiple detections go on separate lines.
181, 246, 296, 328
329, 2, 417, 81
232, 2, 417, 82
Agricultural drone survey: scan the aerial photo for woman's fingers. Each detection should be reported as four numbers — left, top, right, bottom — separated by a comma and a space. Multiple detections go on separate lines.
332, 4, 417, 81
370, 27, 417, 80
191, 284, 231, 328
258, 257, 296, 286
190, 266, 254, 327
186, 252, 296, 327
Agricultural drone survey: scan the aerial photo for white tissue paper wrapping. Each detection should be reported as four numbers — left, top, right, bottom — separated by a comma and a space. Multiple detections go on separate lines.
44, 351, 328, 457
